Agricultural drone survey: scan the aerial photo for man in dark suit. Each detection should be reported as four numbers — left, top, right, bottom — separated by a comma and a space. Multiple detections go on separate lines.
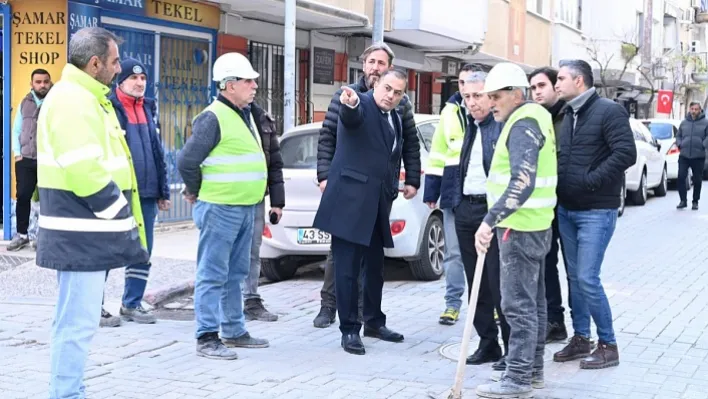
313, 69, 418, 355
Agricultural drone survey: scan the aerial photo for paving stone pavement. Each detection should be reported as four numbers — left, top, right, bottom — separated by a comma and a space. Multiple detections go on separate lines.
2, 193, 708, 399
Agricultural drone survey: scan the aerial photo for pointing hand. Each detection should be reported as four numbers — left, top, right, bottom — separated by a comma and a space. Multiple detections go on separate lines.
340, 86, 359, 106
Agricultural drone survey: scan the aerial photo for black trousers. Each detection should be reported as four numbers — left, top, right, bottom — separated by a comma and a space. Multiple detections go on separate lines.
321, 249, 363, 312
678, 156, 704, 203
15, 157, 37, 235
332, 209, 388, 335
544, 208, 571, 324
454, 197, 510, 354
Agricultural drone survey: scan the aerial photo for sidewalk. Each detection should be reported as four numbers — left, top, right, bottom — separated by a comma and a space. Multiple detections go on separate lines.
2, 196, 708, 398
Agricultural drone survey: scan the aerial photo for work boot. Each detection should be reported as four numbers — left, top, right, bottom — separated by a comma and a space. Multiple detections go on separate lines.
546, 321, 568, 342
197, 332, 238, 360
553, 335, 592, 362
677, 200, 688, 209
476, 375, 533, 398
580, 341, 619, 369
222, 332, 269, 348
120, 305, 157, 324
99, 308, 121, 328
7, 234, 29, 252
244, 298, 278, 322
692, 201, 699, 210
439, 307, 460, 325
313, 306, 336, 328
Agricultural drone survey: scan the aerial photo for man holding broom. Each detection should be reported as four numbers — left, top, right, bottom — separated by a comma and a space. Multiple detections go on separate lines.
473, 62, 557, 398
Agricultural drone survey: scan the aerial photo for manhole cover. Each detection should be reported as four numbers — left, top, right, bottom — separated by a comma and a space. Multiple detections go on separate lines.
0, 254, 33, 273
439, 340, 568, 363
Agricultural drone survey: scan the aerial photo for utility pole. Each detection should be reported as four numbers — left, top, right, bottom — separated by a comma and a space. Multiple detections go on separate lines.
284, 0, 296, 133
373, 0, 385, 44
642, 0, 653, 72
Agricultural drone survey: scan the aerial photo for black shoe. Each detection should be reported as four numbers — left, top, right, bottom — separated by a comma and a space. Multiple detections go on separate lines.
546, 321, 568, 343
692, 202, 699, 210
677, 201, 688, 209
341, 333, 365, 355
363, 325, 404, 342
491, 356, 506, 371
466, 345, 502, 365
313, 306, 336, 328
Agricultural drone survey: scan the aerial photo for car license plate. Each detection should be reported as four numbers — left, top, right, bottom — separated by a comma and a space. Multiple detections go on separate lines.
297, 228, 331, 244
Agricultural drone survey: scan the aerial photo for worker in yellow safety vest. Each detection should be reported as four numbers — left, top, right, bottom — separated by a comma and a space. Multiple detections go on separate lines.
177, 52, 271, 360
472, 62, 557, 398
36, 27, 148, 399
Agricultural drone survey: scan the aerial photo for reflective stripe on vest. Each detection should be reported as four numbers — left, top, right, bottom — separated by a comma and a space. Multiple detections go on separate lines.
198, 101, 267, 205
486, 103, 557, 231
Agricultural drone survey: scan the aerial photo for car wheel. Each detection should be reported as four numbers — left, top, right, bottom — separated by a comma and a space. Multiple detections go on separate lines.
654, 166, 668, 197
630, 169, 648, 205
261, 257, 298, 282
618, 177, 626, 217
408, 214, 445, 281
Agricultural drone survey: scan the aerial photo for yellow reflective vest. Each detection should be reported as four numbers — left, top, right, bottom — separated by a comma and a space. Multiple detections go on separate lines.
36, 64, 148, 271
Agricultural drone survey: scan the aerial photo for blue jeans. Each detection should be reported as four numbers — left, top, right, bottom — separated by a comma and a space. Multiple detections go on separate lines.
442, 208, 465, 310
499, 228, 550, 386
193, 201, 255, 340
122, 198, 157, 308
50, 270, 106, 399
557, 206, 617, 345
243, 200, 265, 300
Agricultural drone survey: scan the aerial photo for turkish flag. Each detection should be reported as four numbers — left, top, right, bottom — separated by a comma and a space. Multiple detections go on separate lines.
657, 90, 674, 114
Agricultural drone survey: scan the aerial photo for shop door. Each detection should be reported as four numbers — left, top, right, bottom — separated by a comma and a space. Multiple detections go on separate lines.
418, 73, 433, 114
157, 35, 211, 222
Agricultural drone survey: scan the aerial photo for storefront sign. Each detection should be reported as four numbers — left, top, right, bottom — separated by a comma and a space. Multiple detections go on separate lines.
72, 0, 145, 16
10, 0, 67, 123
313, 47, 335, 85
68, 2, 101, 41
146, 0, 220, 29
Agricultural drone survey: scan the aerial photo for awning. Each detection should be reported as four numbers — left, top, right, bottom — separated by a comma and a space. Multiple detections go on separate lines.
218, 0, 370, 30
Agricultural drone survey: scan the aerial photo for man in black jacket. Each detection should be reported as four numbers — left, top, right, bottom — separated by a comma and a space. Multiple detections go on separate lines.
242, 103, 285, 321
676, 102, 708, 210
529, 66, 570, 343
312, 43, 421, 328
552, 60, 636, 369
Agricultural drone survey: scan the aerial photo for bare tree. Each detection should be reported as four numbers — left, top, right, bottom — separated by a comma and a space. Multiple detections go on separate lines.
585, 39, 640, 98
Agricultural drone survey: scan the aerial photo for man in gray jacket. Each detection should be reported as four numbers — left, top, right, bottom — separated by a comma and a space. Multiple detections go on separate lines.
676, 102, 708, 210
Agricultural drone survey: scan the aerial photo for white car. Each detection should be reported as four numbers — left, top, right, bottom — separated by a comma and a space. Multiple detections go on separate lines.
623, 118, 668, 209
638, 118, 680, 182
260, 114, 445, 282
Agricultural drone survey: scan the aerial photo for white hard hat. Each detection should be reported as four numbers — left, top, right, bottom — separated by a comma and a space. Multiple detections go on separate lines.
481, 62, 529, 93
212, 52, 259, 82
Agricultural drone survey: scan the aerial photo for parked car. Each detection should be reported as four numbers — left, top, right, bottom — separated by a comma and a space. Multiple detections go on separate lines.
260, 114, 445, 282
624, 118, 668, 206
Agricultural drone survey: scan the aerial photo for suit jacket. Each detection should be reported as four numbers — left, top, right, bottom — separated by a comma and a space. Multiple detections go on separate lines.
313, 91, 403, 248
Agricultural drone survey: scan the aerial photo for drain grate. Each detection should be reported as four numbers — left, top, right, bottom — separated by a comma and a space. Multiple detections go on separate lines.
0, 254, 33, 273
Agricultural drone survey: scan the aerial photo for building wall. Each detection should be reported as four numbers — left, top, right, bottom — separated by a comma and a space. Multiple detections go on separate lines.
525, 12, 553, 67
551, 23, 585, 67
479, 0, 511, 59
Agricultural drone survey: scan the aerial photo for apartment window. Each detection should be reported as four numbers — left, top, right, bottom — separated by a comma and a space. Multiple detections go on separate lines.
555, 0, 582, 30
527, 0, 550, 18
